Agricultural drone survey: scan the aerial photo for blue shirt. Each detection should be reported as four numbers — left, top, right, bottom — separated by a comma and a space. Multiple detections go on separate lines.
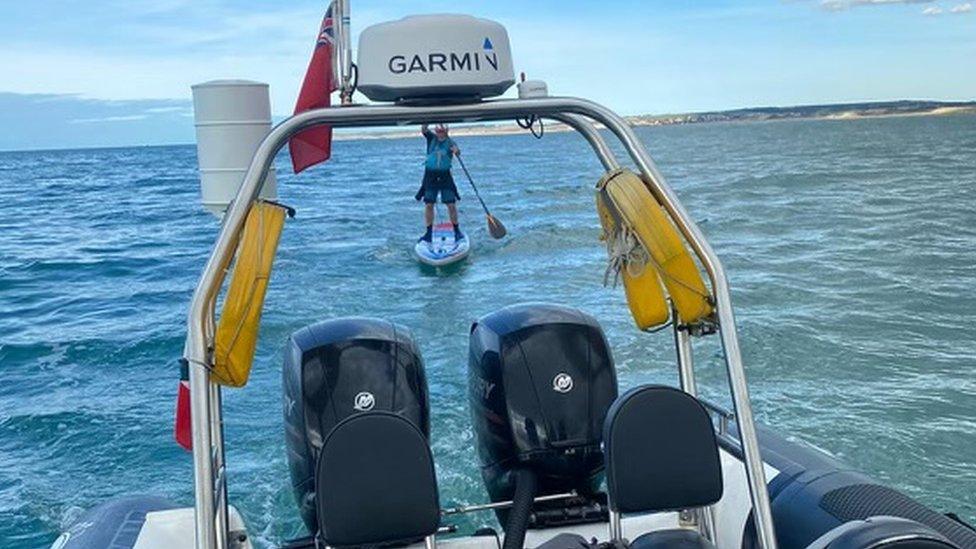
424, 131, 456, 172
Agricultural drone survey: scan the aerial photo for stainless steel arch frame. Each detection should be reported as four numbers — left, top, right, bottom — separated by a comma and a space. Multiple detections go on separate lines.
184, 97, 778, 549
546, 113, 620, 171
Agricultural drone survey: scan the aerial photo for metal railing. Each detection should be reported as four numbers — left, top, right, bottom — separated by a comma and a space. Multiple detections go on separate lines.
441, 491, 579, 516
183, 96, 778, 549
700, 397, 737, 438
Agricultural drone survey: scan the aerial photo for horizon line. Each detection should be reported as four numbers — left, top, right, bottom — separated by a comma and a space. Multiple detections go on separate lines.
2, 98, 973, 154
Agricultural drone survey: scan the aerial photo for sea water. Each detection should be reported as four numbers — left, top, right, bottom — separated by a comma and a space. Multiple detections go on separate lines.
1, 115, 974, 548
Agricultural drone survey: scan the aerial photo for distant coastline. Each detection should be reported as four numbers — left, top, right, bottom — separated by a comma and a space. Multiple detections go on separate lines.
2, 99, 973, 153
335, 100, 976, 141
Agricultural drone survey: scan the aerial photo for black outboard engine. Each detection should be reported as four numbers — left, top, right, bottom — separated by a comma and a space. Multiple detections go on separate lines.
283, 317, 429, 533
468, 303, 618, 546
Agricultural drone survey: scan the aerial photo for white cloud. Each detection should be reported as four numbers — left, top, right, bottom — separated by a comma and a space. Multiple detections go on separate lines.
820, 0, 935, 10
816, 0, 974, 14
0, 3, 426, 115
853, 0, 933, 4
819, 1, 845, 10
0, 47, 304, 112
918, 2, 972, 15
0, 93, 194, 150
0, 4, 665, 116
143, 106, 191, 114
70, 115, 148, 124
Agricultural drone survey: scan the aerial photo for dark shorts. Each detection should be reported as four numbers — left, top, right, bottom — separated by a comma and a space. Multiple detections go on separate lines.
422, 170, 458, 204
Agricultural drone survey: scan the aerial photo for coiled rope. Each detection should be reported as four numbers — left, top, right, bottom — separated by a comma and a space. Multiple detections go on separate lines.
602, 225, 649, 288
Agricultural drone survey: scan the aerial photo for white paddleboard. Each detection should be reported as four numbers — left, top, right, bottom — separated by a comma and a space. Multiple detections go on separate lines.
415, 222, 470, 267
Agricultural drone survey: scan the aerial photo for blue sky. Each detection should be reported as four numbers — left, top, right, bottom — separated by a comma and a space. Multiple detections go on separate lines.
0, 0, 973, 150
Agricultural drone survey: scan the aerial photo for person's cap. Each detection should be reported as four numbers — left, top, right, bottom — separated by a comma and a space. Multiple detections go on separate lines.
435, 124, 449, 134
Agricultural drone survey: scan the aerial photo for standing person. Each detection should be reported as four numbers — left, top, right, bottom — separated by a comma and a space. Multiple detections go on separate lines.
416, 124, 463, 243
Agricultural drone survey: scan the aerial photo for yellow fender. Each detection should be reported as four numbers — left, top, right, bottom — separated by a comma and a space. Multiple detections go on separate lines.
596, 188, 671, 330
212, 201, 287, 387
597, 169, 713, 326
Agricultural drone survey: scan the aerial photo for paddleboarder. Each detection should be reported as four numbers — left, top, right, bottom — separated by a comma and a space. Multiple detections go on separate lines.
416, 124, 463, 243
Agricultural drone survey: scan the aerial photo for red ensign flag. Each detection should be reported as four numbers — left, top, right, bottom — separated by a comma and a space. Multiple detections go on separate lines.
289, 3, 336, 173
174, 359, 192, 451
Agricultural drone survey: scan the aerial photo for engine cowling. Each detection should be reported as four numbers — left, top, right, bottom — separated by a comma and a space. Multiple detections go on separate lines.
468, 303, 618, 526
283, 317, 429, 532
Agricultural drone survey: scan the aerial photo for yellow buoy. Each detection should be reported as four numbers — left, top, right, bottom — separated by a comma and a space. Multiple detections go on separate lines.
596, 187, 671, 330
212, 201, 288, 387
596, 169, 712, 326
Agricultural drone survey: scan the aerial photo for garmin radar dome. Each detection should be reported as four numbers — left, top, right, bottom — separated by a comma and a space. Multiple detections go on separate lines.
357, 15, 515, 103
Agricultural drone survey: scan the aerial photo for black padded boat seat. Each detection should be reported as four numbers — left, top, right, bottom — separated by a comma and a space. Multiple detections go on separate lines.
631, 528, 717, 549
603, 385, 723, 548
532, 533, 595, 549
531, 530, 715, 549
315, 412, 440, 547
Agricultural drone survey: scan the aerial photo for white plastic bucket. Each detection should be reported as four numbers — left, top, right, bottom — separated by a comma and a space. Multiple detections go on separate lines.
192, 80, 277, 218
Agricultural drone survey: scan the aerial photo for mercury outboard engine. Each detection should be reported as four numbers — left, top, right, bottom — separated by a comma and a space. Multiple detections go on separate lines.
283, 317, 429, 533
469, 303, 618, 548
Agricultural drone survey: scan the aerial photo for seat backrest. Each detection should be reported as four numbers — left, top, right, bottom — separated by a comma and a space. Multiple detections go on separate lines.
315, 412, 440, 546
603, 385, 723, 514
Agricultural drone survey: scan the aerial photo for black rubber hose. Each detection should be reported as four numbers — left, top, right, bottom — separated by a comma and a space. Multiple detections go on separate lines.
503, 469, 538, 549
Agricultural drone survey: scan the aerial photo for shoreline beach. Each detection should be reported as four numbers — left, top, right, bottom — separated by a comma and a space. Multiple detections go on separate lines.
333, 100, 976, 141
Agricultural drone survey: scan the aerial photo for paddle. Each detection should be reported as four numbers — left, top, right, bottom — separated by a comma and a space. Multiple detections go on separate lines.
456, 155, 507, 239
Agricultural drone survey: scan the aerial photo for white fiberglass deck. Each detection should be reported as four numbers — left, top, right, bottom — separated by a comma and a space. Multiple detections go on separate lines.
124, 449, 777, 549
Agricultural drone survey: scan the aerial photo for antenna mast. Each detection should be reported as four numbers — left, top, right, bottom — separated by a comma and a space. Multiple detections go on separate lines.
335, 0, 354, 104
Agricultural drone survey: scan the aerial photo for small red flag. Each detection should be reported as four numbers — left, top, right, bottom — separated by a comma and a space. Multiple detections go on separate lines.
175, 359, 192, 451
289, 3, 337, 174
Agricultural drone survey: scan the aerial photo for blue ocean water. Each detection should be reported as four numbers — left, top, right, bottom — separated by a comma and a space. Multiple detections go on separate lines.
1, 115, 974, 548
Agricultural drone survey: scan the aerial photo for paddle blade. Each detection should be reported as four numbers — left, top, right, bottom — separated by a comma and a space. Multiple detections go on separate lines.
487, 214, 507, 239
